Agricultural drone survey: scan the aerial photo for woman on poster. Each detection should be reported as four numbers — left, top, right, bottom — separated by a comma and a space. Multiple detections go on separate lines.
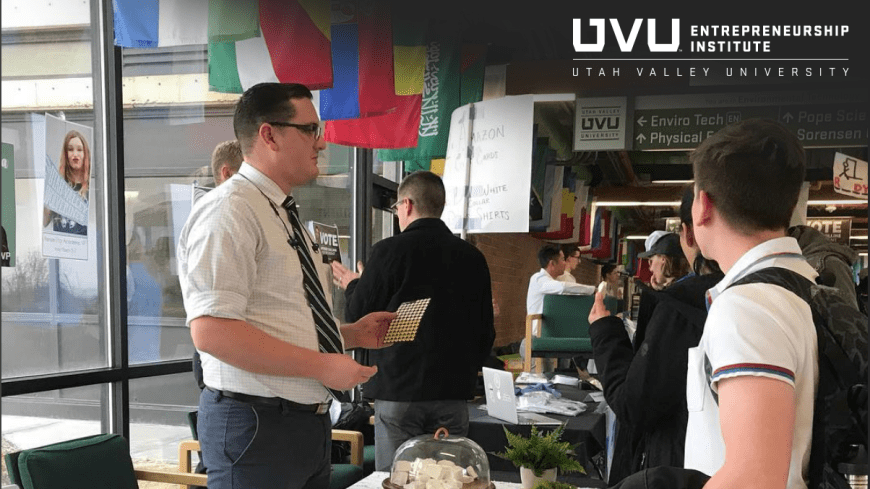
43, 130, 90, 236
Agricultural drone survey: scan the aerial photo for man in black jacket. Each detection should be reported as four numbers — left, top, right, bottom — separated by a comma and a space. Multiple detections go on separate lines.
335, 170, 495, 472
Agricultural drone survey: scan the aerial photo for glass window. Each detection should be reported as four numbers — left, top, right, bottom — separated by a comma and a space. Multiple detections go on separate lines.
2, 384, 105, 484
373, 151, 402, 182
129, 373, 201, 469
122, 109, 237, 365
119, 48, 359, 357
2, 3, 107, 378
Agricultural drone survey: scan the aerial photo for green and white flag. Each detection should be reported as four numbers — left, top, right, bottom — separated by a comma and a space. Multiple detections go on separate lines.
378, 28, 462, 168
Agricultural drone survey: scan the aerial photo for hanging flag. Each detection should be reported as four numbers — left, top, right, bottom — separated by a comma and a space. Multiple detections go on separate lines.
460, 44, 488, 106
208, 0, 333, 94
356, 1, 397, 116
321, 1, 396, 120
592, 209, 613, 260
532, 169, 576, 240
114, 0, 209, 48
207, 41, 244, 93
320, 21, 361, 120
391, 4, 426, 95
259, 0, 333, 90
113, 0, 158, 48
377, 27, 462, 167
208, 0, 259, 43
324, 94, 422, 149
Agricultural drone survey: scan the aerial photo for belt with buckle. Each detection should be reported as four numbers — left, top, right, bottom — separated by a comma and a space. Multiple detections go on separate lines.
206, 387, 330, 415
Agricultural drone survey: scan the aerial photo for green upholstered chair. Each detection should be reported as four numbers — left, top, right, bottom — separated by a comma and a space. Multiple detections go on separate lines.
177, 429, 365, 489
523, 294, 618, 373
4, 433, 207, 489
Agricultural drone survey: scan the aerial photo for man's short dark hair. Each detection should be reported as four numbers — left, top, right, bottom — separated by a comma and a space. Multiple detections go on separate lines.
601, 263, 617, 281
561, 244, 579, 259
233, 83, 313, 155
397, 171, 446, 217
537, 244, 561, 269
690, 118, 805, 234
679, 184, 695, 226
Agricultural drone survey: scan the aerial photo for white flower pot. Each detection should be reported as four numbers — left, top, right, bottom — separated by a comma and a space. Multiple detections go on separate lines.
520, 466, 557, 489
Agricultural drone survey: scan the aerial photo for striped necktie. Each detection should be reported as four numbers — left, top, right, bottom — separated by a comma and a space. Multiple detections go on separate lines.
282, 196, 345, 401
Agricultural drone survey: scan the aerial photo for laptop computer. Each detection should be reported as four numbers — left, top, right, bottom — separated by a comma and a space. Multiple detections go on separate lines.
481, 367, 563, 425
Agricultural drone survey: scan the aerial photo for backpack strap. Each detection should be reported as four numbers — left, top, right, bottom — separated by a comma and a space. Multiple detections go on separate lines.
727, 267, 861, 391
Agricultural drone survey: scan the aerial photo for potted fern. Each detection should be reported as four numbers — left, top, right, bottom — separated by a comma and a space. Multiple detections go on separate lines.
493, 425, 586, 489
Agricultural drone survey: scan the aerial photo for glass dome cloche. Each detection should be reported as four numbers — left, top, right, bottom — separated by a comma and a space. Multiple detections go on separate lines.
383, 427, 492, 489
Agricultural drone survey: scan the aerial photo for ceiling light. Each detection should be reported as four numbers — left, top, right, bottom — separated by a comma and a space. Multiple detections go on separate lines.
624, 235, 649, 240
806, 199, 867, 205
533, 93, 576, 102
595, 201, 680, 207
650, 179, 694, 184
850, 236, 868, 240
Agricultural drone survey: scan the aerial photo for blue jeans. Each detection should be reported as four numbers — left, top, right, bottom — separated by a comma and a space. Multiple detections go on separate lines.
198, 388, 332, 489
373, 399, 469, 472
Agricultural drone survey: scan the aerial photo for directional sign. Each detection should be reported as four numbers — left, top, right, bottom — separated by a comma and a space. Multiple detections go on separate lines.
634, 107, 774, 150
631, 91, 868, 150
779, 106, 868, 148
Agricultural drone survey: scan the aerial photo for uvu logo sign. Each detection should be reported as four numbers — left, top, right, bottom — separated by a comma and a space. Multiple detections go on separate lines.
573, 19, 680, 52
581, 115, 619, 130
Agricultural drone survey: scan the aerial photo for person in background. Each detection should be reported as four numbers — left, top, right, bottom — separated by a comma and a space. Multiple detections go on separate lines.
527, 244, 596, 316
177, 82, 394, 489
600, 263, 621, 299
1, 225, 10, 267
522, 244, 596, 370
43, 130, 90, 235
787, 224, 858, 307
588, 185, 724, 484
558, 244, 581, 283
638, 231, 690, 290
210, 139, 243, 186
339, 170, 495, 472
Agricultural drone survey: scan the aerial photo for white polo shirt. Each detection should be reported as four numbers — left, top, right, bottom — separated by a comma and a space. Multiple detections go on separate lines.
684, 237, 818, 489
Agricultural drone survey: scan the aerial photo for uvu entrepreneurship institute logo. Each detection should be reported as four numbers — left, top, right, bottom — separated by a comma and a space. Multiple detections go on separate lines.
570, 18, 852, 79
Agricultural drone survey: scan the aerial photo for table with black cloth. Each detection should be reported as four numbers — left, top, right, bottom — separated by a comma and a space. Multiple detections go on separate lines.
466, 381, 608, 488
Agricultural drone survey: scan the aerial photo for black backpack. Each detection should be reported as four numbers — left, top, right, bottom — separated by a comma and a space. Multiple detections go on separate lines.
728, 267, 868, 489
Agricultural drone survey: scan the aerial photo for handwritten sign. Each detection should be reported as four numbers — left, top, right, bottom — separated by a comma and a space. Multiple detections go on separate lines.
833, 152, 868, 198
442, 95, 535, 233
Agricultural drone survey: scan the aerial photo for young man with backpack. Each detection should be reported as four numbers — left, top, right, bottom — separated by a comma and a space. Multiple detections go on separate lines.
680, 118, 866, 489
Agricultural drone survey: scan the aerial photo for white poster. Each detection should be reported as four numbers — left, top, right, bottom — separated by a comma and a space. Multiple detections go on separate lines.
832, 152, 868, 199
42, 114, 93, 261
442, 95, 535, 234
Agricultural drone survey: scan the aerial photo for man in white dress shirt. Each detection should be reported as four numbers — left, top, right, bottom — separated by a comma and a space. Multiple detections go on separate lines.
527, 244, 595, 315
178, 82, 394, 489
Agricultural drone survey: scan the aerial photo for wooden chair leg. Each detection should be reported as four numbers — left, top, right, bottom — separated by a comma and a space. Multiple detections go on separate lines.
178, 439, 201, 489
524, 314, 542, 373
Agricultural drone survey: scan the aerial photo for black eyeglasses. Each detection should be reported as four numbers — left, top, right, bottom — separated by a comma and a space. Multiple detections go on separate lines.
268, 121, 323, 139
